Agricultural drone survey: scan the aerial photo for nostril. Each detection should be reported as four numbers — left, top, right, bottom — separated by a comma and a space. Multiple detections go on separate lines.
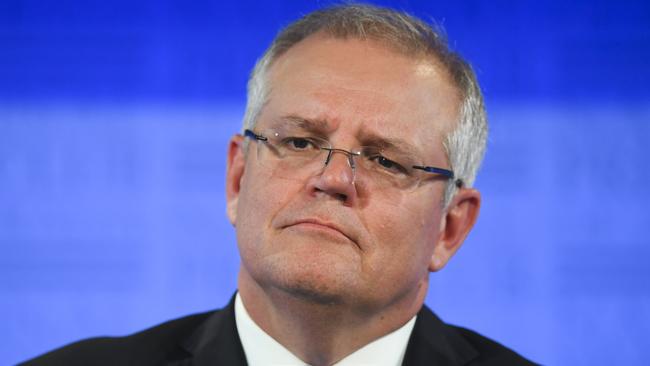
312, 187, 347, 202
335, 193, 347, 202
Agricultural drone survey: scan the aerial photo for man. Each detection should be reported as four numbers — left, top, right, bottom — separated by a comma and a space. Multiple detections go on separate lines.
22, 4, 535, 366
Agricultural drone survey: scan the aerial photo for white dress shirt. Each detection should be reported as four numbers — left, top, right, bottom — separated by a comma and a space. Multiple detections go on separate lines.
235, 293, 416, 366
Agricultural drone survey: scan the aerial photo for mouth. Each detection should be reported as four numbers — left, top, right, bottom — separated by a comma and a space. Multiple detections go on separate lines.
284, 218, 358, 248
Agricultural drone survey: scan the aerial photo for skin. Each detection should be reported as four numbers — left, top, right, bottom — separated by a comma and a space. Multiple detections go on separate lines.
225, 33, 481, 366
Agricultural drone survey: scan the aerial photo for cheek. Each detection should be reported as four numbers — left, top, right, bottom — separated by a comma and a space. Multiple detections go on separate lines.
365, 196, 442, 265
236, 169, 278, 251
235, 166, 302, 253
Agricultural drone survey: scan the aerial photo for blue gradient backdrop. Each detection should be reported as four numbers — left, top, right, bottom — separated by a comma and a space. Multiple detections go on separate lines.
2, 1, 649, 364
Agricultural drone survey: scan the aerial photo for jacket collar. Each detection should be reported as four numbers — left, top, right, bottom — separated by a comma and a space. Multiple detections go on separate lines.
402, 305, 478, 366
175, 296, 477, 366
180, 294, 247, 366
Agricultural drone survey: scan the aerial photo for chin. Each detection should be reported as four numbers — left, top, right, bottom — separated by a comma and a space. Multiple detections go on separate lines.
283, 283, 346, 306
265, 253, 361, 306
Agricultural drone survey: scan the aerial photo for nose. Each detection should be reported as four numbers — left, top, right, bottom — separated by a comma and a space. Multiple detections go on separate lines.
308, 149, 358, 205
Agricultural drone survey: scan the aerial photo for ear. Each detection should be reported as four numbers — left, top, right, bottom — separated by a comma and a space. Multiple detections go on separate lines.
429, 188, 481, 272
226, 134, 246, 226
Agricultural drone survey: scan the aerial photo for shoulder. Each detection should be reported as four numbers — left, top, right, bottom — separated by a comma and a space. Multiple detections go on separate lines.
405, 305, 538, 366
447, 325, 537, 366
19, 310, 218, 366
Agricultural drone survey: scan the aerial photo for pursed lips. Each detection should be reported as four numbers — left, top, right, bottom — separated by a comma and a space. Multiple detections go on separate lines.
284, 218, 360, 249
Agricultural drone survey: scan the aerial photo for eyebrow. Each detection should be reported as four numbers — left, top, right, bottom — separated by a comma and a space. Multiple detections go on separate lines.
276, 115, 421, 156
277, 115, 330, 134
358, 131, 420, 156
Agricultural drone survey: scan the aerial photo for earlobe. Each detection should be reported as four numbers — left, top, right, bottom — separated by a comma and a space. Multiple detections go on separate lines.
226, 135, 246, 226
429, 188, 481, 272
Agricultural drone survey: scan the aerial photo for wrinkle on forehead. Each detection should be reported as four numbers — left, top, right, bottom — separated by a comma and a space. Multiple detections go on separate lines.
264, 35, 461, 162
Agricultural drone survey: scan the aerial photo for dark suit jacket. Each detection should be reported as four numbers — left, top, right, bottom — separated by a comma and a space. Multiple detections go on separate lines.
20, 295, 536, 366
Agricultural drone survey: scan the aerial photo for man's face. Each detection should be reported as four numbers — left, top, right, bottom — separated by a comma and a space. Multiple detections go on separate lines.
227, 35, 468, 311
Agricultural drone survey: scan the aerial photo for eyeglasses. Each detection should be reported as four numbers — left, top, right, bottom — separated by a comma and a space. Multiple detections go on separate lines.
244, 128, 463, 190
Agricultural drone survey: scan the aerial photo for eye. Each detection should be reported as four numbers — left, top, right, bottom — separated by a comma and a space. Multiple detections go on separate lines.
282, 137, 319, 151
368, 154, 409, 175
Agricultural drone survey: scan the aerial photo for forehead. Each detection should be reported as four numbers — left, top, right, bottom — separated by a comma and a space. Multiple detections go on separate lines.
263, 34, 461, 155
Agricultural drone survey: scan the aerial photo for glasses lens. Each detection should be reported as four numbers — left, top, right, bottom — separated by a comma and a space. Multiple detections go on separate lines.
252, 129, 330, 179
355, 147, 418, 190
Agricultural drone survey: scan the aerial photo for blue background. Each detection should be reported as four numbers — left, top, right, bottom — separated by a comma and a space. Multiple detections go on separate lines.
2, 1, 649, 364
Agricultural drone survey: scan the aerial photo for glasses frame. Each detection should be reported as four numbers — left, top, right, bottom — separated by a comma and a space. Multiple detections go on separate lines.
244, 129, 463, 188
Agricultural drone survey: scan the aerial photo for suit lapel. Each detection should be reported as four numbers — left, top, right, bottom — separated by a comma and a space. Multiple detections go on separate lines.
402, 305, 478, 366
168, 298, 476, 366
179, 294, 248, 366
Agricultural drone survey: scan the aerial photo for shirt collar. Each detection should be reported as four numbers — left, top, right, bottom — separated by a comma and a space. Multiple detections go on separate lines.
235, 292, 416, 366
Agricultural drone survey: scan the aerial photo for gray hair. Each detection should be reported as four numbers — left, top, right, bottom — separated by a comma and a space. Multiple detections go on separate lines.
242, 3, 487, 207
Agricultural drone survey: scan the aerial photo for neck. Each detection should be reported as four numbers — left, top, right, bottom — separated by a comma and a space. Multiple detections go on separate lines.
237, 268, 427, 366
